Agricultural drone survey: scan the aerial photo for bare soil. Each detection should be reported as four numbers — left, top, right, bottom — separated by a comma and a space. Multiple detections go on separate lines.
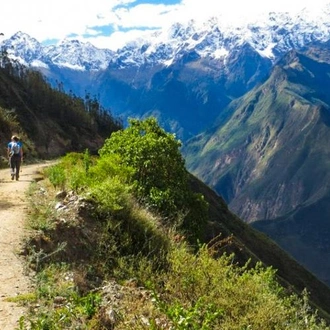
0, 161, 52, 330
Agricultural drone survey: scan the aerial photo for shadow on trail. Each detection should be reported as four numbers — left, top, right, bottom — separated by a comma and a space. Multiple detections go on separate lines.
1, 179, 35, 183
0, 200, 15, 210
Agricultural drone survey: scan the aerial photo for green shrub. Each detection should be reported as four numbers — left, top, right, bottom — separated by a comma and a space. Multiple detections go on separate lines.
90, 176, 132, 212
88, 153, 134, 185
18, 264, 102, 330
149, 244, 329, 330
99, 117, 208, 241
45, 164, 66, 189
67, 166, 88, 192
99, 118, 189, 216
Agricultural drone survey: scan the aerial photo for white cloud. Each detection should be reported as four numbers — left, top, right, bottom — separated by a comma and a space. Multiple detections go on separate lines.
113, 3, 180, 29
84, 29, 157, 50
0, 0, 329, 50
1, 1, 131, 42
180, 0, 329, 18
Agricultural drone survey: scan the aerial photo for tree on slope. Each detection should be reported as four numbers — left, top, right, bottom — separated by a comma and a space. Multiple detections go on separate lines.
99, 117, 208, 241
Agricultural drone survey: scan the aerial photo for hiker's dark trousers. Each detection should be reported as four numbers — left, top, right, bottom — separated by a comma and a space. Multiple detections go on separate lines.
10, 155, 21, 180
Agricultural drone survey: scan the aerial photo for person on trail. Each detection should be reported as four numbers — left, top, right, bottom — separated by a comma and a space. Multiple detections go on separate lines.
7, 135, 23, 181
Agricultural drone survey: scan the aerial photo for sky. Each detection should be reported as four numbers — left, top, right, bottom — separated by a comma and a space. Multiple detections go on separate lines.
0, 0, 329, 50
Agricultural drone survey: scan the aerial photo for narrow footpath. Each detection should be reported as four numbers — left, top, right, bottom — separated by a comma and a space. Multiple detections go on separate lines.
0, 162, 51, 329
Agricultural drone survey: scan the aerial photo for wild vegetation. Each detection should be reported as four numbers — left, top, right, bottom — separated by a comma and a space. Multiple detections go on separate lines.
17, 118, 330, 329
2, 47, 330, 328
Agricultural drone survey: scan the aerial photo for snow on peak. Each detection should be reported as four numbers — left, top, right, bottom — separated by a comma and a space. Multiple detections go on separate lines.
107, 5, 330, 67
43, 39, 114, 71
1, 33, 114, 71
1, 5, 330, 70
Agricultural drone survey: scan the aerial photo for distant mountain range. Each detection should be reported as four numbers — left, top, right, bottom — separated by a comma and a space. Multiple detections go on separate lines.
2, 4, 330, 140
2, 4, 330, 287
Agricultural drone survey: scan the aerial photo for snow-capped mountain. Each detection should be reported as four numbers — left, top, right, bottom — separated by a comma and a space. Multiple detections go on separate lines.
2, 5, 330, 140
43, 39, 114, 71
110, 6, 330, 67
2, 4, 330, 72
1, 32, 45, 68
1, 31, 114, 71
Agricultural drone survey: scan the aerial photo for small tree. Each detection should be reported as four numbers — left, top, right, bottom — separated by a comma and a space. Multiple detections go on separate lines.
99, 117, 208, 240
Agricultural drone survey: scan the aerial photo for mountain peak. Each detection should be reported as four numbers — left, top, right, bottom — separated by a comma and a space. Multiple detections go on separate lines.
2, 6, 330, 71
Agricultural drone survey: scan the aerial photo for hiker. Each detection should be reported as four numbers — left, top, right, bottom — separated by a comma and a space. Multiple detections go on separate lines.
7, 135, 23, 181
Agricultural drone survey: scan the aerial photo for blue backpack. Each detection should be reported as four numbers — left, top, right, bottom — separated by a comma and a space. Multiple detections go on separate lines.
10, 141, 20, 155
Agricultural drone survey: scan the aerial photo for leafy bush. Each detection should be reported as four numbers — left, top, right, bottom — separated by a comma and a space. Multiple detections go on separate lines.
99, 118, 189, 214
90, 176, 132, 212
44, 164, 66, 189
99, 117, 209, 241
88, 153, 134, 186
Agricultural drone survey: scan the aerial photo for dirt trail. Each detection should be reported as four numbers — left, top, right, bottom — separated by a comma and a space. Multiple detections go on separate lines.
0, 161, 53, 330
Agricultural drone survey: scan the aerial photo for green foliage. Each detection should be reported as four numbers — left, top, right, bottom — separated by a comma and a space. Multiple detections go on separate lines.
99, 117, 188, 213
99, 117, 209, 241
44, 164, 66, 190
83, 148, 91, 172
154, 295, 224, 330
67, 166, 88, 192
0, 106, 20, 131
25, 182, 56, 231
18, 264, 102, 330
89, 199, 170, 281
90, 176, 132, 212
88, 153, 134, 186
26, 161, 330, 329
149, 244, 330, 330
183, 191, 209, 240
45, 152, 97, 192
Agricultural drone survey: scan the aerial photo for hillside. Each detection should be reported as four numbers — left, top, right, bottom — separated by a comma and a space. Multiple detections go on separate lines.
16, 131, 330, 328
0, 59, 122, 163
191, 175, 330, 319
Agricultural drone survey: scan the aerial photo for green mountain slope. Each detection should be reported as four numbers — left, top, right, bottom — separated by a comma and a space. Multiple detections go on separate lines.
183, 42, 330, 286
191, 175, 330, 320
252, 189, 330, 287
0, 62, 121, 162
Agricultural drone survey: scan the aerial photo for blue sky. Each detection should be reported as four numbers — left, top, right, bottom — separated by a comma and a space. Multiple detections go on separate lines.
0, 0, 328, 50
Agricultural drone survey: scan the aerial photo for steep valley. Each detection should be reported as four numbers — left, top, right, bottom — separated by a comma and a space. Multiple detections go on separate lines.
183, 44, 330, 286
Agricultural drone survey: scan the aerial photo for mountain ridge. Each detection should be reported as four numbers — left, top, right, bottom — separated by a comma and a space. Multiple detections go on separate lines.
183, 44, 330, 286
3, 4, 330, 70
2, 5, 330, 140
